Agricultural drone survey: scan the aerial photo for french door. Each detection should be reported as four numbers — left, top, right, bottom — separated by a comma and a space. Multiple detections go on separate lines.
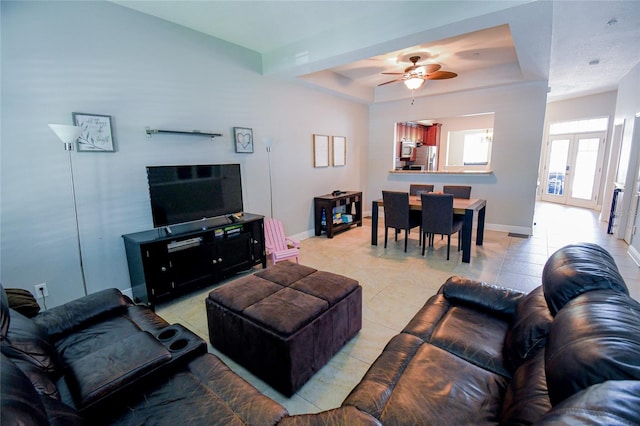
541, 132, 606, 208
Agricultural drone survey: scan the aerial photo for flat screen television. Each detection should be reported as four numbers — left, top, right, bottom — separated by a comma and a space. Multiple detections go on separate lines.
147, 164, 243, 227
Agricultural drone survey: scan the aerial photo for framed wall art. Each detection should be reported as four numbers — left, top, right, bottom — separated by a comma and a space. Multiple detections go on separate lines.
234, 127, 254, 153
72, 112, 115, 152
332, 136, 346, 166
313, 134, 329, 167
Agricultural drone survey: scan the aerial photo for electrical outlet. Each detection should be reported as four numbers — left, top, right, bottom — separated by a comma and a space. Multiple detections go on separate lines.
34, 283, 49, 299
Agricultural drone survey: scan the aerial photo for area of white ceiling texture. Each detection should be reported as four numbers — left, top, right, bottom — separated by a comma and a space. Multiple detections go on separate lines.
112, 1, 640, 104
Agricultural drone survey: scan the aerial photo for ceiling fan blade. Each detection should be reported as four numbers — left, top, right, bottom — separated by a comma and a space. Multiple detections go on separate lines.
423, 63, 441, 73
381, 72, 405, 75
426, 70, 458, 80
378, 78, 402, 86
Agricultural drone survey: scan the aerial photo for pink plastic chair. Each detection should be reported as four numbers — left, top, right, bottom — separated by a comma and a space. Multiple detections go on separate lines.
264, 218, 300, 264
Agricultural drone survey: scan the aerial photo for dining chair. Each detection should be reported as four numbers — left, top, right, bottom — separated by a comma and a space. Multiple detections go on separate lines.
443, 185, 472, 199
409, 184, 435, 196
264, 217, 300, 264
420, 193, 464, 260
443, 185, 472, 226
409, 184, 434, 238
382, 190, 421, 252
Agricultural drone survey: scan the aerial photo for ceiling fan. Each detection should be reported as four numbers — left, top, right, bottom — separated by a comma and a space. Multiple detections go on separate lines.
378, 56, 457, 90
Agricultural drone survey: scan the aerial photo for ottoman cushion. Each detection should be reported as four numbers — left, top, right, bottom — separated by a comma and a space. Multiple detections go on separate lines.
208, 275, 283, 312
254, 262, 317, 286
291, 271, 360, 305
244, 288, 329, 335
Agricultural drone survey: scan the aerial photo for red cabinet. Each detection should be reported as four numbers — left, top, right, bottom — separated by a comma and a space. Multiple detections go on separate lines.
425, 123, 441, 146
397, 122, 440, 160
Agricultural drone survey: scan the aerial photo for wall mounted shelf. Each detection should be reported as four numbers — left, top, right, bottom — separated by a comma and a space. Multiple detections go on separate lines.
145, 127, 222, 140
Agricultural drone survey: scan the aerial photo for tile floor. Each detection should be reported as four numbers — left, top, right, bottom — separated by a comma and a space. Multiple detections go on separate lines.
156, 201, 640, 415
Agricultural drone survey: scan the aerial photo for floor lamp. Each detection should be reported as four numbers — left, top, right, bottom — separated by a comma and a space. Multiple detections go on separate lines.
48, 124, 89, 296
264, 138, 274, 218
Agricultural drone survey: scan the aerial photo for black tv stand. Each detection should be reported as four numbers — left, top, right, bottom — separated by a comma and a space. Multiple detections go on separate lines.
122, 213, 266, 309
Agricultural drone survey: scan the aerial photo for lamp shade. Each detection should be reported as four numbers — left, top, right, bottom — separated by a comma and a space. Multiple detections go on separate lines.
404, 77, 425, 90
48, 124, 83, 144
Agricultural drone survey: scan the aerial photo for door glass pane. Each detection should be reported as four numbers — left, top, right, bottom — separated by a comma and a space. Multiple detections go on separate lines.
571, 138, 599, 200
547, 139, 569, 196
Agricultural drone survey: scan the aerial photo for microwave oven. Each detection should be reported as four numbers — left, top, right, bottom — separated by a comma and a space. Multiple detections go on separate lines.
401, 141, 416, 157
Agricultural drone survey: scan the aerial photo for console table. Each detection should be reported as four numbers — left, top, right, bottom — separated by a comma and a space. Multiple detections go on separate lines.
314, 191, 362, 238
122, 213, 266, 309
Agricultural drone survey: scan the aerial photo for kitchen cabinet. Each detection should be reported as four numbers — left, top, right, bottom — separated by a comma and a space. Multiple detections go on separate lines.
425, 123, 442, 146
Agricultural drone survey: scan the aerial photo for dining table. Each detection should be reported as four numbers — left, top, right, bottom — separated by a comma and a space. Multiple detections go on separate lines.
371, 195, 487, 263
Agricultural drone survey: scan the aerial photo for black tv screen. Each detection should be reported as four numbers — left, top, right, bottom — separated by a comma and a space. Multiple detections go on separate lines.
147, 164, 243, 227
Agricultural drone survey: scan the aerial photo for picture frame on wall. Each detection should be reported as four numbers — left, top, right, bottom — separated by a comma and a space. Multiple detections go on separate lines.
234, 127, 254, 153
313, 134, 329, 167
332, 136, 346, 166
72, 112, 115, 152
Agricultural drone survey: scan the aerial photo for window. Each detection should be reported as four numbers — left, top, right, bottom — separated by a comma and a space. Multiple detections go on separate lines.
446, 128, 493, 170
549, 117, 608, 135
462, 130, 492, 165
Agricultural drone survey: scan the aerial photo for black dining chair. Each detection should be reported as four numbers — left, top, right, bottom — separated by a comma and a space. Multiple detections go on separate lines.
409, 184, 434, 238
443, 185, 472, 225
443, 185, 472, 199
409, 184, 435, 196
382, 190, 421, 252
420, 193, 464, 260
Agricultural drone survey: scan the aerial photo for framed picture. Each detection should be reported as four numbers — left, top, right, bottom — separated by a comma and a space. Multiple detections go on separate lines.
332, 136, 346, 166
313, 134, 329, 167
234, 127, 254, 153
72, 113, 115, 152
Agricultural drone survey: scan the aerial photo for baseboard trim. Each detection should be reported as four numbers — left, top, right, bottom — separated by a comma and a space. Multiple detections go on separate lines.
292, 229, 316, 242
121, 287, 134, 300
485, 223, 533, 236
628, 245, 640, 267
297, 221, 532, 241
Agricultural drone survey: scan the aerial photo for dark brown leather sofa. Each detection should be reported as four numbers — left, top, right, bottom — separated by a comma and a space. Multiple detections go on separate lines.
340, 242, 640, 425
2, 242, 640, 425
0, 286, 288, 426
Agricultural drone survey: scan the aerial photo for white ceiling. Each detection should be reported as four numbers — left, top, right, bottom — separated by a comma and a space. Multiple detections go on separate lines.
112, 0, 640, 104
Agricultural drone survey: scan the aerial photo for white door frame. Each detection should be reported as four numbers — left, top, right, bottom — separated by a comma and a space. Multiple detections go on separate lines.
625, 114, 640, 248
541, 132, 606, 208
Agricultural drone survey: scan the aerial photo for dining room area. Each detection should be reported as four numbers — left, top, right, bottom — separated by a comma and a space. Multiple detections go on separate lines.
371, 184, 486, 263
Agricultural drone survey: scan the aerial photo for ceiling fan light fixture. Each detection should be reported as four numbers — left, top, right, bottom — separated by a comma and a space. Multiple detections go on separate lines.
404, 77, 424, 90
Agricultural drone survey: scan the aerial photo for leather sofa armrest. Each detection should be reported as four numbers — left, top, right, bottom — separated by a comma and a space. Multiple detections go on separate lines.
440, 276, 526, 317
534, 381, 640, 425
1, 352, 50, 425
65, 331, 171, 411
33, 289, 131, 339
279, 406, 382, 426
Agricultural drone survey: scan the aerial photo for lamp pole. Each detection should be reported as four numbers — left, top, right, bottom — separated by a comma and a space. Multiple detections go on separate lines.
49, 124, 88, 296
66, 143, 88, 296
264, 138, 274, 218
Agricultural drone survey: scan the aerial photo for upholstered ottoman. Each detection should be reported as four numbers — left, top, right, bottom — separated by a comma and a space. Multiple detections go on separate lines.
206, 262, 362, 396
